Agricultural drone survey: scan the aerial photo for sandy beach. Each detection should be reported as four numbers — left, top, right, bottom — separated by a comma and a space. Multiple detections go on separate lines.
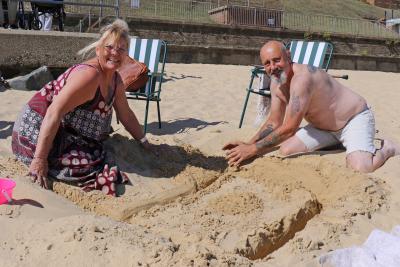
1, 63, 400, 266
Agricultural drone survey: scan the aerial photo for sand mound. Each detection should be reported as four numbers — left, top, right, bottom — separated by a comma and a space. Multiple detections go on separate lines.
143, 176, 322, 260
208, 191, 263, 215
1, 64, 400, 266
1, 214, 177, 266
0, 138, 388, 265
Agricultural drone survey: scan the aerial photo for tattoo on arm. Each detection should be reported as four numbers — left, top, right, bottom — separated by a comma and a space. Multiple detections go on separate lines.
290, 95, 301, 116
307, 65, 317, 73
257, 124, 274, 141
255, 132, 280, 150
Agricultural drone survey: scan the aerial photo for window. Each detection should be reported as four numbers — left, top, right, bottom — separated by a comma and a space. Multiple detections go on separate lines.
131, 0, 140, 8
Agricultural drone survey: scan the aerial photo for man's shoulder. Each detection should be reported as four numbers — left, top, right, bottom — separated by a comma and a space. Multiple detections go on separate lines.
291, 66, 313, 83
290, 66, 314, 93
293, 63, 314, 76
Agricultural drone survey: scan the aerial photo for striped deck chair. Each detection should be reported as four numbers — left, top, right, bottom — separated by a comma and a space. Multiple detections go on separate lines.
238, 40, 334, 128
125, 38, 167, 133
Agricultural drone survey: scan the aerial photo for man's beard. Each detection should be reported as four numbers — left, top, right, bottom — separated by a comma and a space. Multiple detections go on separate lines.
270, 70, 287, 84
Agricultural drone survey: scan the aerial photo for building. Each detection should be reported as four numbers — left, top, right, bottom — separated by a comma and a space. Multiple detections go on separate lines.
386, 18, 400, 34
208, 5, 283, 28
364, 0, 400, 9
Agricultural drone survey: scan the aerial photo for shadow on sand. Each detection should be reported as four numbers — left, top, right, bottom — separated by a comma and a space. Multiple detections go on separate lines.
9, 198, 44, 208
0, 121, 13, 139
163, 74, 202, 83
281, 144, 345, 159
146, 118, 227, 135
105, 133, 228, 179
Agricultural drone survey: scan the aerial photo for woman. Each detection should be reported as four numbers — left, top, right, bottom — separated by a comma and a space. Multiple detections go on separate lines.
12, 19, 149, 195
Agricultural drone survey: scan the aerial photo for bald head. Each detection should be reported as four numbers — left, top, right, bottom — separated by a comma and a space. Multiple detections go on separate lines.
260, 40, 287, 59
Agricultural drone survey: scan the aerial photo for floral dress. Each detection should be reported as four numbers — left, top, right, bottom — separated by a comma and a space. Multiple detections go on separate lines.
12, 64, 126, 196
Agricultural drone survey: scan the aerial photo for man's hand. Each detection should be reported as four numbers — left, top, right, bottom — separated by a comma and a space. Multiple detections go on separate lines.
225, 143, 258, 167
222, 141, 247, 150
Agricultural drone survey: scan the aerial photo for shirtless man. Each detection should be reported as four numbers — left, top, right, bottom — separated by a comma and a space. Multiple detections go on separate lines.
223, 40, 399, 173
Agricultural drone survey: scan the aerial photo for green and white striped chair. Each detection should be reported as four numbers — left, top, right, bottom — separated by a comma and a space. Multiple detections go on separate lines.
290, 40, 332, 71
239, 40, 334, 128
126, 38, 167, 134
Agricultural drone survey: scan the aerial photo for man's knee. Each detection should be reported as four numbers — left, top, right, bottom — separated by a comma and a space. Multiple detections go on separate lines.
279, 144, 294, 156
346, 152, 374, 173
279, 137, 308, 156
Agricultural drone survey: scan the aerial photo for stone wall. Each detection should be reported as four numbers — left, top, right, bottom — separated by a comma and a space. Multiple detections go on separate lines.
2, 17, 400, 77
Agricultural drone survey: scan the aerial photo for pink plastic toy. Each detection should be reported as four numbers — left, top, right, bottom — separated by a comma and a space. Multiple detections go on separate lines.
0, 178, 16, 204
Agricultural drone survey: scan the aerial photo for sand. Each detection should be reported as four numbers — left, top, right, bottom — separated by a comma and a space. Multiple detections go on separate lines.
1, 64, 400, 266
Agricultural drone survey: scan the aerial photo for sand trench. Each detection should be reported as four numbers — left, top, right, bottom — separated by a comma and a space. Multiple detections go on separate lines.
0, 138, 388, 264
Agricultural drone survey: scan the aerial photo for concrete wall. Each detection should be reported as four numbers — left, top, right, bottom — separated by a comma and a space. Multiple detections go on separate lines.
124, 17, 400, 71
2, 17, 400, 77
0, 29, 98, 77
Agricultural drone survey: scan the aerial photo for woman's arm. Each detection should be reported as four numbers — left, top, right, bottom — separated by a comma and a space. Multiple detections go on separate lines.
113, 80, 145, 142
30, 66, 99, 188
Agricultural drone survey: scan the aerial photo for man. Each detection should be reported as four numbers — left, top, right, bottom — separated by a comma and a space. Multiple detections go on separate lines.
0, 0, 18, 28
223, 40, 399, 173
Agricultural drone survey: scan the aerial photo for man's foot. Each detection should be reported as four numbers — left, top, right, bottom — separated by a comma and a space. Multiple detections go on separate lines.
381, 139, 400, 157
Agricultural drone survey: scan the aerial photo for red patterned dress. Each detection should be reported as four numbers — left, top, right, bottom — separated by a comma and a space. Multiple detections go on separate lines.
12, 64, 126, 196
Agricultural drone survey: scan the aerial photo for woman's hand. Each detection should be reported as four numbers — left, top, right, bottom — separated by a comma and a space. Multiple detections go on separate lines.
139, 139, 159, 157
29, 158, 49, 189
140, 139, 151, 150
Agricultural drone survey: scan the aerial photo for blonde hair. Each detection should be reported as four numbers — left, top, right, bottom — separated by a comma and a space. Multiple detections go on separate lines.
78, 19, 130, 58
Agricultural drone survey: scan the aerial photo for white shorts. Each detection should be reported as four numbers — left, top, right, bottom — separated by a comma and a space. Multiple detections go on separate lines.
295, 108, 376, 154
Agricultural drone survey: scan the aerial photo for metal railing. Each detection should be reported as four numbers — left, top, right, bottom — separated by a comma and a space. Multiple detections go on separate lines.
285, 12, 399, 39
120, 0, 218, 22
15, 0, 118, 15
62, 0, 118, 17
7, 0, 400, 39
120, 1, 399, 39
13, 0, 118, 31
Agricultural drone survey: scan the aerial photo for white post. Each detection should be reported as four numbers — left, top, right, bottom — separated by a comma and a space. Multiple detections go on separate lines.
89, 9, 91, 28
115, 0, 120, 18
100, 0, 103, 18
